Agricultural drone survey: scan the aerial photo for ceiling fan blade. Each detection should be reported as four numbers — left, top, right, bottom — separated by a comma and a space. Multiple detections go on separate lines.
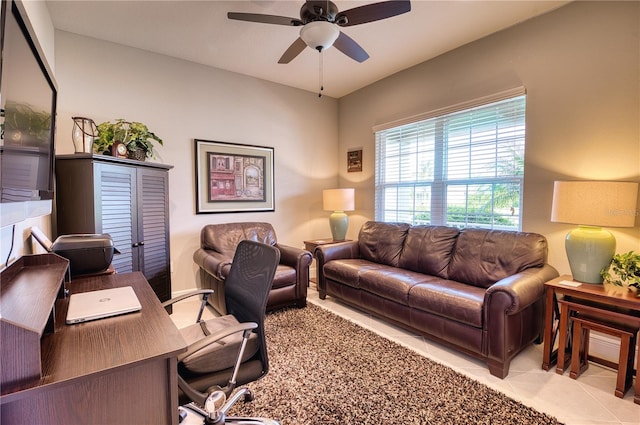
333, 32, 369, 63
336, 0, 411, 27
227, 12, 303, 26
278, 38, 308, 64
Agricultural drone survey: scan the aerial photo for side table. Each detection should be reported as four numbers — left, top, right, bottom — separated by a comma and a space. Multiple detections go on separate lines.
303, 238, 352, 286
542, 274, 640, 404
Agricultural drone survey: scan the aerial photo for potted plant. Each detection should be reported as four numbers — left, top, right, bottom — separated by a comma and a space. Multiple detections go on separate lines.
94, 119, 163, 160
601, 251, 640, 291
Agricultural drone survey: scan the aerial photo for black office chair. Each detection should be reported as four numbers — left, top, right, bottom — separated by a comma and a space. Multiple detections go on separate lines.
163, 240, 280, 425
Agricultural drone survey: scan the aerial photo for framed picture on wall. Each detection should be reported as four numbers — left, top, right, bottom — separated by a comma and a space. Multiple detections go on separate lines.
347, 149, 362, 172
194, 139, 275, 213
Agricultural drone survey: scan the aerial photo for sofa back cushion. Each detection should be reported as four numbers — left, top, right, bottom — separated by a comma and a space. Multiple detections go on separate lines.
447, 228, 548, 288
201, 222, 277, 257
398, 226, 460, 279
358, 221, 410, 267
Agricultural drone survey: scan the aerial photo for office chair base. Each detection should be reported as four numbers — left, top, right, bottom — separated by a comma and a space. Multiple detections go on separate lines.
183, 403, 280, 425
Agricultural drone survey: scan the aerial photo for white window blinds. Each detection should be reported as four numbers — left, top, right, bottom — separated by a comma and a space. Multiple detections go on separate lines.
374, 92, 526, 230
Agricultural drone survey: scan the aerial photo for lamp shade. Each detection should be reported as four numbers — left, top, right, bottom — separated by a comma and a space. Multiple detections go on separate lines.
551, 181, 638, 228
323, 188, 355, 212
551, 180, 638, 283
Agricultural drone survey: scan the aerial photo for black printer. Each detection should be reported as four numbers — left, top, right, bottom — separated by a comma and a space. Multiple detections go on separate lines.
51, 234, 117, 276
31, 227, 117, 276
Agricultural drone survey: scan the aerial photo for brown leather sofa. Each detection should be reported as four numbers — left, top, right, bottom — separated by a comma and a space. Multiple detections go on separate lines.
193, 222, 312, 313
316, 221, 559, 378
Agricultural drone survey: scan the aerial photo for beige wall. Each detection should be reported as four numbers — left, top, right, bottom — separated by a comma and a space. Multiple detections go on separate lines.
51, 33, 339, 292
4, 1, 639, 288
338, 1, 640, 276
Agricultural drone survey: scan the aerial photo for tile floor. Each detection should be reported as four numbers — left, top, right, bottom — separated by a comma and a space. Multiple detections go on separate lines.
171, 287, 640, 425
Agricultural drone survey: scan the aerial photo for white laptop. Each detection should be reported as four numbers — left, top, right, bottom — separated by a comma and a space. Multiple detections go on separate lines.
66, 286, 142, 324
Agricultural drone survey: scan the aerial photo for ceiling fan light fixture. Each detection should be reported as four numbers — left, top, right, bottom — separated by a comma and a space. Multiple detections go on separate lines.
300, 21, 339, 51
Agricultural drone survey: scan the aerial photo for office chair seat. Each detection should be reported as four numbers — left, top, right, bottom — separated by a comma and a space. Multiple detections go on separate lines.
180, 314, 260, 374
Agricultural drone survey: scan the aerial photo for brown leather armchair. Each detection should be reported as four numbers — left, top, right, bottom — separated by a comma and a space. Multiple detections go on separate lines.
193, 222, 312, 314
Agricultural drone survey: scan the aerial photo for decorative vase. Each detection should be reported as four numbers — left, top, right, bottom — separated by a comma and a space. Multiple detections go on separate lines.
128, 148, 146, 161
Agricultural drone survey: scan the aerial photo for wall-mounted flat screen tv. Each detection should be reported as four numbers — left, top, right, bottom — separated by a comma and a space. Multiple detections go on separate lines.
0, 0, 57, 227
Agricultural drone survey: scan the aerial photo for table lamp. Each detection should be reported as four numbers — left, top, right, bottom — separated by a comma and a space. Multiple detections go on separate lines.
323, 188, 355, 241
551, 180, 638, 283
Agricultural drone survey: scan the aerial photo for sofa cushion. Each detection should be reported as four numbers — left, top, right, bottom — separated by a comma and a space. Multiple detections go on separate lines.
408, 279, 485, 328
358, 221, 410, 267
272, 264, 296, 289
447, 229, 548, 289
323, 259, 380, 289
201, 222, 277, 256
359, 267, 430, 304
398, 225, 460, 279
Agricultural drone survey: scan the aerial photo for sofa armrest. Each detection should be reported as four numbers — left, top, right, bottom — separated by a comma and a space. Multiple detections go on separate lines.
483, 264, 559, 377
315, 241, 360, 298
276, 243, 313, 270
485, 264, 559, 314
316, 241, 360, 263
193, 248, 232, 279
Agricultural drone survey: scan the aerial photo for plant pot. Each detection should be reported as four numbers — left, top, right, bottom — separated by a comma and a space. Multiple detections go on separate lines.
127, 148, 147, 162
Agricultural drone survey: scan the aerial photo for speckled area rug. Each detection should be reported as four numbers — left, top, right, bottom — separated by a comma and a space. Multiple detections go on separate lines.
229, 303, 562, 425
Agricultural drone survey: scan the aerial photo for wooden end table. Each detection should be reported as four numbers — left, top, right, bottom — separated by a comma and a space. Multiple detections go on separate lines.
542, 274, 640, 404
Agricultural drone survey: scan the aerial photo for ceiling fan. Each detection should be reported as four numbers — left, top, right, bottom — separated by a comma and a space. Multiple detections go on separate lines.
228, 1, 411, 64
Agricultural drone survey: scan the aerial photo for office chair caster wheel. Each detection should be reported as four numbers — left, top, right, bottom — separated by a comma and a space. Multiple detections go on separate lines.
243, 390, 254, 402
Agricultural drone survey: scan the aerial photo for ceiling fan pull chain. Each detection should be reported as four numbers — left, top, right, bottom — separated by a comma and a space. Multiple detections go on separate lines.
319, 50, 324, 98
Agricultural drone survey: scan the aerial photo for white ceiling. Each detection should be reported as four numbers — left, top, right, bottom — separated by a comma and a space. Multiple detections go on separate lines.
47, 0, 570, 98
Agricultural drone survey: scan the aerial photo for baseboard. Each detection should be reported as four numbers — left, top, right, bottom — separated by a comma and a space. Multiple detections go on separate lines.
589, 331, 637, 365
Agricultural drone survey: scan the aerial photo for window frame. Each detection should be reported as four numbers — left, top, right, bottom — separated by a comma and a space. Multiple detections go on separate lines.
374, 88, 526, 231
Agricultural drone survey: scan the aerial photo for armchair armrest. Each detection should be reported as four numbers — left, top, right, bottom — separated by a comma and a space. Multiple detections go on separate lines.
276, 243, 312, 269
194, 248, 232, 279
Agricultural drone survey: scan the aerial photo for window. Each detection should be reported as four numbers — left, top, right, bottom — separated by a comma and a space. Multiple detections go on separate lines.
374, 91, 526, 230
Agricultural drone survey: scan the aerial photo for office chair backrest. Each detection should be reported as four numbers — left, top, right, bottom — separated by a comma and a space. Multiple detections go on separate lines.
224, 240, 280, 372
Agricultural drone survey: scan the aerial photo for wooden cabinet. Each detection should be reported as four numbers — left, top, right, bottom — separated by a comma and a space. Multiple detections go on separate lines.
55, 154, 173, 303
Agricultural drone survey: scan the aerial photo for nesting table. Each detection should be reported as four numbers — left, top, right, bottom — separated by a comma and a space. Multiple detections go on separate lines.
542, 274, 640, 404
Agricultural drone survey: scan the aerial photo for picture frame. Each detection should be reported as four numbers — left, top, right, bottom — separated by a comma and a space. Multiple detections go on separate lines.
347, 148, 362, 172
194, 139, 274, 214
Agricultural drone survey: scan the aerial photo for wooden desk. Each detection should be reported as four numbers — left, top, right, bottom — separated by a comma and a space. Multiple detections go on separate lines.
542, 274, 640, 403
1, 271, 187, 424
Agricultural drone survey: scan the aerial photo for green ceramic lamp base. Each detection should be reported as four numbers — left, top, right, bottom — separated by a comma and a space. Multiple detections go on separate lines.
329, 211, 349, 241
566, 225, 616, 284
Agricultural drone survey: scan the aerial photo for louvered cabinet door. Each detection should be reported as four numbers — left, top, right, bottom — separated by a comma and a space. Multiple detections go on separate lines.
95, 162, 138, 274
137, 168, 171, 303
55, 154, 173, 303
